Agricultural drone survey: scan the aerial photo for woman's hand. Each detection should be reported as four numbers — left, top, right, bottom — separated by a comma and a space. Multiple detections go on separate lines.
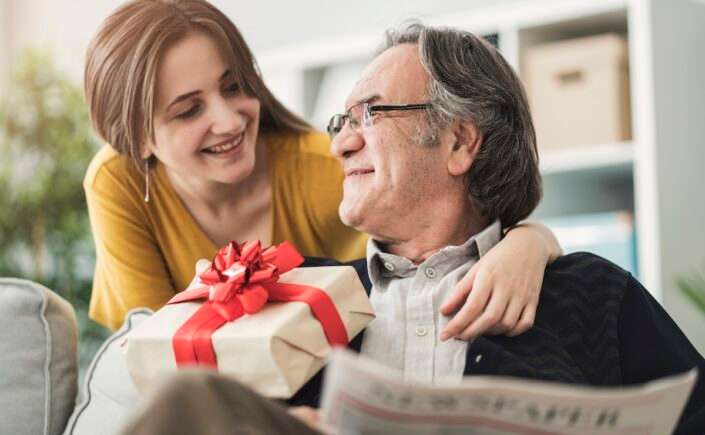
288, 406, 321, 431
439, 221, 561, 341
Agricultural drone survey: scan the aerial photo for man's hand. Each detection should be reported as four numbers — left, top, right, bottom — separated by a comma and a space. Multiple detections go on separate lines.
439, 222, 561, 341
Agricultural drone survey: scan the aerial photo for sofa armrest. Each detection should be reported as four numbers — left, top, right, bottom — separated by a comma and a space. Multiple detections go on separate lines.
0, 278, 78, 435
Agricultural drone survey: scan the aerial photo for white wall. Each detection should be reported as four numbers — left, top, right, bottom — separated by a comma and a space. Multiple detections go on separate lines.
0, 0, 518, 83
0, 0, 12, 89
213, 0, 517, 52
3, 0, 118, 82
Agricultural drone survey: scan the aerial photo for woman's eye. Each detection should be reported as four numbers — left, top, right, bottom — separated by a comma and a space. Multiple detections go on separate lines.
223, 82, 240, 95
175, 105, 201, 120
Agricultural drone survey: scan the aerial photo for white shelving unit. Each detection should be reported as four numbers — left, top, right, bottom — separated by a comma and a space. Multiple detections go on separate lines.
257, 0, 705, 351
539, 141, 634, 174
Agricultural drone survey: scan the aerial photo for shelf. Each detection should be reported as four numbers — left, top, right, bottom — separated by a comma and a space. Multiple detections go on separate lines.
518, 7, 628, 50
539, 141, 633, 175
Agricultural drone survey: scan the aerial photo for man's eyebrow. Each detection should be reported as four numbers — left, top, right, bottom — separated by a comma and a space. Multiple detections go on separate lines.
166, 70, 233, 111
346, 94, 381, 111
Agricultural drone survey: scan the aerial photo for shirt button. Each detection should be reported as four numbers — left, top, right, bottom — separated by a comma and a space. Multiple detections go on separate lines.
424, 267, 437, 279
383, 262, 395, 272
475, 354, 483, 363
415, 326, 428, 337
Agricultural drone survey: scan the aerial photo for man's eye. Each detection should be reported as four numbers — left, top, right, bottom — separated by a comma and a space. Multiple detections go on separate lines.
349, 118, 360, 128
175, 105, 201, 119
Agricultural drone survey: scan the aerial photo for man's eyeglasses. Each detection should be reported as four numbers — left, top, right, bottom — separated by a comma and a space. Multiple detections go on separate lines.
327, 102, 432, 139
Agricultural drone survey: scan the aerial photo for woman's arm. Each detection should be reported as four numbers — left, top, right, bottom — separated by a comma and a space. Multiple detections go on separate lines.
509, 221, 562, 262
440, 221, 562, 341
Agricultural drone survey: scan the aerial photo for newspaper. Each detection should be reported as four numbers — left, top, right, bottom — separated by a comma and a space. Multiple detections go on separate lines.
320, 348, 697, 435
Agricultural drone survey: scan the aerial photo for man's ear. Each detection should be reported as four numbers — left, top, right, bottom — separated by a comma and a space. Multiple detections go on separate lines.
447, 120, 482, 176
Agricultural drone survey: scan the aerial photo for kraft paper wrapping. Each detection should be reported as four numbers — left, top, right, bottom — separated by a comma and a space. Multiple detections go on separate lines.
126, 266, 374, 398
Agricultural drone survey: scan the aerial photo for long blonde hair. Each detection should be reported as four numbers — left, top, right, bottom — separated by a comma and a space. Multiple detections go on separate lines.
84, 0, 311, 169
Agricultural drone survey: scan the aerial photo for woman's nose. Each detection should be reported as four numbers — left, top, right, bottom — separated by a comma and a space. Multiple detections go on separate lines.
210, 98, 243, 135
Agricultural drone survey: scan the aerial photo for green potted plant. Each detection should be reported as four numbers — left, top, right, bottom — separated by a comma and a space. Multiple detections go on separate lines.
0, 49, 109, 370
677, 271, 705, 316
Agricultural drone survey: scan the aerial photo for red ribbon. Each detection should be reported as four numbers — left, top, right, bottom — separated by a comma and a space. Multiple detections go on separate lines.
167, 241, 349, 368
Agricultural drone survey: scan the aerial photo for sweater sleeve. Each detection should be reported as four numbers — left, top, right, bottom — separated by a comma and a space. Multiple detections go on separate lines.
618, 275, 705, 434
84, 157, 176, 330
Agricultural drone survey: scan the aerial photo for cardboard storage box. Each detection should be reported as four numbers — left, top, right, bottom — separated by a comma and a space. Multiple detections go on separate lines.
524, 33, 631, 152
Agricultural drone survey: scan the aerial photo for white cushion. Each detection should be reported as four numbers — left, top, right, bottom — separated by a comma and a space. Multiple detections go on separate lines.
0, 278, 78, 435
63, 308, 152, 435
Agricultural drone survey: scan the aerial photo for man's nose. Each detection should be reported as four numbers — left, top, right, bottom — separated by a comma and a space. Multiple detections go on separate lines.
210, 98, 243, 135
330, 131, 364, 159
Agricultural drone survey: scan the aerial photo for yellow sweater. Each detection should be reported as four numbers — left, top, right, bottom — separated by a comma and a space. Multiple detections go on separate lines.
84, 131, 367, 330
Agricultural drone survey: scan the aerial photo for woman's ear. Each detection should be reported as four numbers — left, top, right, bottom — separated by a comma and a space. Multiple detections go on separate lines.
447, 120, 482, 176
140, 142, 153, 160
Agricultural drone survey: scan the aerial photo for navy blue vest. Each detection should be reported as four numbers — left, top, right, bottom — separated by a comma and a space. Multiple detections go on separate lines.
288, 253, 705, 434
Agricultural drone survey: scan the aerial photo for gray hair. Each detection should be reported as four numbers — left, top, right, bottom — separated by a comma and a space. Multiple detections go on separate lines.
379, 23, 542, 228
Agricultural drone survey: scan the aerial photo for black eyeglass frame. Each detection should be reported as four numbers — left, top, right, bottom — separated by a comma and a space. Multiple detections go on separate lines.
327, 102, 432, 138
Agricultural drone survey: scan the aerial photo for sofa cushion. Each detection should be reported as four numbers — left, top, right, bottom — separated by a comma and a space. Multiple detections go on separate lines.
0, 278, 79, 435
63, 308, 151, 435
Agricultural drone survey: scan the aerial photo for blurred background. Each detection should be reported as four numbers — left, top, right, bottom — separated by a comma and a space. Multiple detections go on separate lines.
1, 0, 704, 372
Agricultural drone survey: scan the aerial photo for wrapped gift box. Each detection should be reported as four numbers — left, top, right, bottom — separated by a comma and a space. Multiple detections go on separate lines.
126, 243, 374, 399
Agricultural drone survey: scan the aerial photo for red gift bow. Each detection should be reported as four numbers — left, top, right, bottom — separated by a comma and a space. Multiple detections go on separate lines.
167, 240, 349, 368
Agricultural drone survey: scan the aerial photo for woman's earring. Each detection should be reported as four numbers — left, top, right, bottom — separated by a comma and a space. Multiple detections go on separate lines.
144, 160, 150, 203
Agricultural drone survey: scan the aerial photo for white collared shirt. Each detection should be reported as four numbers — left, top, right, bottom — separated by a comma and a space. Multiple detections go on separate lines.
360, 220, 502, 384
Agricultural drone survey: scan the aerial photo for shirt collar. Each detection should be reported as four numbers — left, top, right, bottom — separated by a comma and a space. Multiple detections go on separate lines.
366, 219, 502, 283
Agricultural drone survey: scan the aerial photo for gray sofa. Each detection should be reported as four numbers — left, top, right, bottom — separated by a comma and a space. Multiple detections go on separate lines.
0, 278, 149, 435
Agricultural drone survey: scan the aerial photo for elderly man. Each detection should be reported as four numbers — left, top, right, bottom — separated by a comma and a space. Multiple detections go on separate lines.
121, 24, 704, 435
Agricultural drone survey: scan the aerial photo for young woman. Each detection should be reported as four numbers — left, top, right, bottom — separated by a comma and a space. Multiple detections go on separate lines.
83, 0, 561, 338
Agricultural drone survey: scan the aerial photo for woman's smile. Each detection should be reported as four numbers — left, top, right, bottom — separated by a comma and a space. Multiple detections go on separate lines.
201, 130, 245, 158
